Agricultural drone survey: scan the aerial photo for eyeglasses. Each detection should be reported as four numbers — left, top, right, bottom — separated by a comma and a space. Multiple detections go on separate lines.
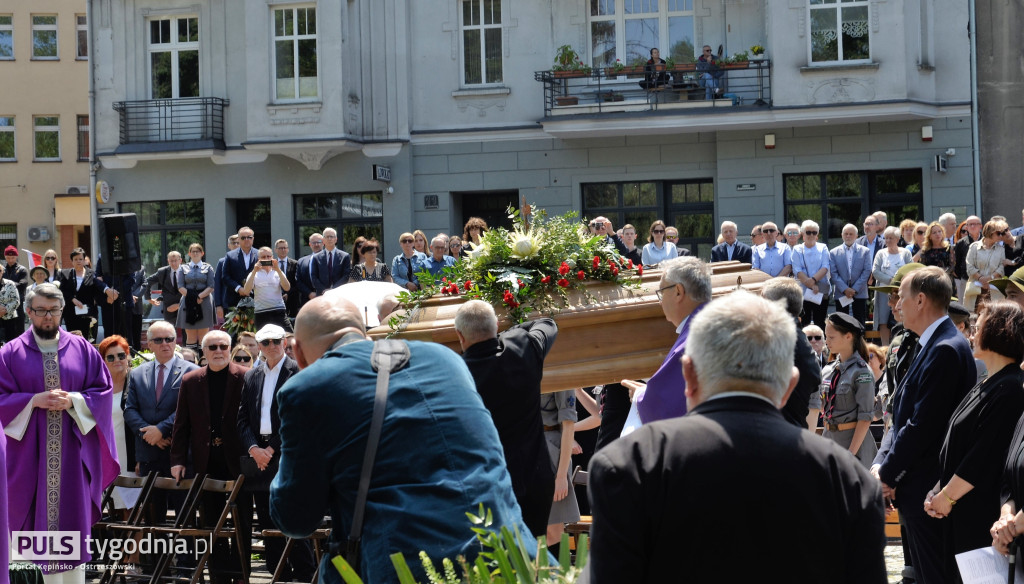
806, 335, 822, 341
995, 230, 1009, 236
400, 238, 414, 243
149, 337, 175, 345
260, 338, 283, 347
206, 344, 230, 351
703, 49, 712, 53
652, 229, 665, 234
44, 256, 57, 260
239, 235, 254, 240
233, 355, 252, 363
655, 283, 678, 301
29, 307, 63, 317
762, 228, 777, 233
804, 231, 818, 236
105, 352, 128, 362
666, 235, 679, 240
785, 231, 799, 236
324, 234, 338, 239
916, 230, 926, 235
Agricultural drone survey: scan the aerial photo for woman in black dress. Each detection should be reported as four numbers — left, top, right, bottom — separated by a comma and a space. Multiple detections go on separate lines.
925, 301, 1024, 582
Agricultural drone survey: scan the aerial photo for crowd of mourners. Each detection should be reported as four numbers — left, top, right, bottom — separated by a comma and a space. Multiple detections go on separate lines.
2, 206, 1024, 584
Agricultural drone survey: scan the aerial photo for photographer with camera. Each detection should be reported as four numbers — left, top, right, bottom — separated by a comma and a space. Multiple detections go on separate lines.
240, 246, 293, 332
589, 216, 630, 257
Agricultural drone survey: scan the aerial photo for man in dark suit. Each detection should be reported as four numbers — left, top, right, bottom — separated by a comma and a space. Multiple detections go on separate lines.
829, 224, 872, 326
710, 220, 752, 263
760, 277, 821, 429
952, 216, 981, 301
311, 227, 351, 295
857, 214, 885, 260
214, 234, 240, 322
664, 226, 691, 256
587, 290, 886, 583
296, 232, 324, 306
455, 302, 556, 537
146, 251, 184, 328
273, 238, 300, 318
872, 266, 977, 584
236, 324, 315, 581
221, 226, 258, 310
171, 329, 250, 582
124, 320, 197, 516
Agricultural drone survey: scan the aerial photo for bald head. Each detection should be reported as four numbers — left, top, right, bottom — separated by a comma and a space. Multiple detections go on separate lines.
293, 296, 366, 368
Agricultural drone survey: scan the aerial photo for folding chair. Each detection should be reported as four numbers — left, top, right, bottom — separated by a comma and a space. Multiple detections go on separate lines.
95, 472, 157, 584
565, 465, 592, 554
163, 476, 249, 584
142, 475, 208, 584
259, 522, 331, 584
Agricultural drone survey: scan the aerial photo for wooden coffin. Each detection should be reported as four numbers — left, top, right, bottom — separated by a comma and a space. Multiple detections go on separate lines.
368, 262, 773, 393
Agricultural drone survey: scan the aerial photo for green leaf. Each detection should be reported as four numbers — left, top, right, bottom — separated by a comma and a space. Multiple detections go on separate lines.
558, 533, 571, 571
389, 553, 421, 584
331, 555, 366, 584
575, 533, 588, 571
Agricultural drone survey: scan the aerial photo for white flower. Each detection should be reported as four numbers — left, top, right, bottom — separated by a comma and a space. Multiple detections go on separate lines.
508, 230, 542, 259
466, 241, 489, 263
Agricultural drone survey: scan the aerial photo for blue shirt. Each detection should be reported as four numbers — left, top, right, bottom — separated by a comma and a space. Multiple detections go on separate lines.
423, 254, 456, 276
752, 243, 792, 277
791, 242, 830, 292
390, 252, 427, 287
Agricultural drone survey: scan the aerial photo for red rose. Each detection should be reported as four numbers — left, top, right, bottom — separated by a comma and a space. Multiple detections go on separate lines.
464, 280, 472, 290
577, 270, 586, 280
627, 259, 634, 269
592, 256, 601, 268
557, 278, 570, 288
541, 275, 552, 284
517, 279, 524, 288
559, 262, 570, 275
611, 267, 619, 276
638, 266, 644, 276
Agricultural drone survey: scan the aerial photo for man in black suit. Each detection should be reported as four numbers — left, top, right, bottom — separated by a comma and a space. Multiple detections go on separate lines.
455, 301, 556, 537
296, 232, 323, 306
221, 226, 258, 309
147, 251, 184, 328
710, 220, 752, 263
273, 238, 300, 318
311, 227, 351, 295
237, 324, 315, 581
872, 266, 976, 584
857, 214, 885, 259
760, 277, 821, 430
587, 290, 885, 583
214, 234, 240, 322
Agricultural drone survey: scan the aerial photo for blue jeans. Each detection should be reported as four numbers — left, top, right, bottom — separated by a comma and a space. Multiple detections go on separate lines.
700, 73, 719, 99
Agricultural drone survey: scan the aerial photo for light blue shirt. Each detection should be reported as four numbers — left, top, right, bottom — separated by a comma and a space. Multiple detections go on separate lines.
752, 242, 792, 277
641, 241, 678, 266
791, 243, 829, 291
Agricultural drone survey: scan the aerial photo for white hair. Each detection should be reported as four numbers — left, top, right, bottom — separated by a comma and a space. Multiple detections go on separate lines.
202, 329, 231, 348
800, 220, 819, 233
882, 226, 900, 239
720, 221, 737, 232
802, 324, 823, 337
938, 213, 957, 225
685, 290, 796, 403
454, 300, 499, 343
661, 257, 712, 303
148, 320, 176, 337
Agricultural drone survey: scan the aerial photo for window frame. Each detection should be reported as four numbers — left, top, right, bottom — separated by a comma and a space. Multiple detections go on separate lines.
31, 14, 58, 60
807, 0, 871, 65
0, 224, 16, 253
0, 14, 13, 60
588, 0, 696, 71
147, 15, 200, 99
0, 116, 15, 162
292, 192, 384, 258
76, 14, 88, 59
459, 0, 503, 87
33, 115, 60, 162
271, 5, 320, 103
118, 199, 206, 278
77, 115, 89, 162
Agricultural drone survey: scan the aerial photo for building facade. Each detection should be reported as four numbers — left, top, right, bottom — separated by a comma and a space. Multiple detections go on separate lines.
0, 1, 91, 262
92, 0, 977, 268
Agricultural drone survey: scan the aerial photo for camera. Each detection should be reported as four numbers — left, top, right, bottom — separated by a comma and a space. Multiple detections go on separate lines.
260, 260, 272, 266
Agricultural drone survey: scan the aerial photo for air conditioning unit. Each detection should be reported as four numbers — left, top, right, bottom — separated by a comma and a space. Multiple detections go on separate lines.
28, 226, 51, 242
65, 185, 88, 194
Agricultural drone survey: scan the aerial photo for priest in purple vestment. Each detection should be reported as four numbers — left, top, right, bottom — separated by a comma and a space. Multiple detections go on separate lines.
0, 420, 8, 584
0, 283, 120, 579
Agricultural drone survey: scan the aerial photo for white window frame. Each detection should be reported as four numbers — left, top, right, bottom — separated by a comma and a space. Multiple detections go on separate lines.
76, 14, 88, 59
271, 5, 319, 103
0, 116, 15, 161
33, 115, 60, 162
0, 15, 13, 60
807, 0, 871, 65
31, 14, 59, 60
147, 15, 200, 99
588, 0, 696, 70
459, 0, 503, 87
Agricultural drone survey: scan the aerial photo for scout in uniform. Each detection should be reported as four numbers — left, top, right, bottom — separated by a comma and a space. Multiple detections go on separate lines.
820, 311, 877, 467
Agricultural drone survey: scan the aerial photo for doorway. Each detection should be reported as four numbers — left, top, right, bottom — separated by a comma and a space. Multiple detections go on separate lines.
457, 190, 520, 236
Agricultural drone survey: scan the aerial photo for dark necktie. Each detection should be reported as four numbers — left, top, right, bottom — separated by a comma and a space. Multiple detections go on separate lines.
156, 363, 165, 402
171, 271, 177, 289
824, 366, 840, 423
328, 252, 333, 276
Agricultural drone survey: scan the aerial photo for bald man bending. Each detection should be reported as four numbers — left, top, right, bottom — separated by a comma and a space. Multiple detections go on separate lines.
270, 295, 535, 584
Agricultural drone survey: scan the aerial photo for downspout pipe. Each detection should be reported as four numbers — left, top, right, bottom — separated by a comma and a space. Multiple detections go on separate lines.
87, 0, 99, 259
968, 0, 982, 215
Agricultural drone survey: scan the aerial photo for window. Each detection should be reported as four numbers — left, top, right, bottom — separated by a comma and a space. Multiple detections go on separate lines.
461, 0, 502, 85
119, 200, 205, 275
76, 14, 88, 59
582, 178, 716, 260
0, 224, 15, 252
0, 117, 14, 161
32, 15, 58, 59
33, 116, 59, 161
149, 16, 199, 98
293, 193, 383, 257
590, 0, 695, 70
784, 170, 922, 248
809, 0, 870, 63
273, 6, 318, 101
77, 115, 89, 161
0, 15, 12, 59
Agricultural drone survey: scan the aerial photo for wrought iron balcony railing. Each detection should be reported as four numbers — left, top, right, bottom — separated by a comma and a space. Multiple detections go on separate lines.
112, 97, 228, 145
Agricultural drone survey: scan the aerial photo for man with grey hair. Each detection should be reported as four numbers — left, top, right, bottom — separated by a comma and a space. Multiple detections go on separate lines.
710, 220, 752, 263
586, 290, 885, 583
751, 222, 792, 277
760, 278, 822, 430
627, 257, 711, 424
455, 300, 557, 537
423, 236, 456, 276
829, 223, 871, 327
938, 212, 958, 245
873, 210, 888, 232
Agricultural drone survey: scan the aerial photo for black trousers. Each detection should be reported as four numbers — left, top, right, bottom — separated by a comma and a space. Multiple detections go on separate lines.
252, 489, 316, 580
896, 478, 943, 584
834, 297, 868, 328
1, 316, 24, 344
800, 300, 828, 330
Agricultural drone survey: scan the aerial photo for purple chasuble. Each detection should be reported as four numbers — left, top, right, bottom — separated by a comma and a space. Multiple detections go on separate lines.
635, 302, 707, 424
0, 329, 120, 572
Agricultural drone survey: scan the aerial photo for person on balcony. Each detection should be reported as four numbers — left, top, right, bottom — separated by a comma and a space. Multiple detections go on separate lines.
697, 45, 723, 99
639, 47, 669, 90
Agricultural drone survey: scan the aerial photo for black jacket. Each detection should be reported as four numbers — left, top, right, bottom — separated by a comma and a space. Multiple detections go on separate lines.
237, 356, 300, 454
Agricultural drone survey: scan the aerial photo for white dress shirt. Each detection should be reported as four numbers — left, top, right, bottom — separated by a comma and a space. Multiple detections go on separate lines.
259, 357, 285, 435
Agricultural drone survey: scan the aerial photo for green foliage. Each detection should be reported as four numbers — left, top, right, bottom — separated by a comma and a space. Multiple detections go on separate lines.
724, 51, 749, 64
750, 44, 765, 56
552, 45, 591, 74
387, 206, 642, 332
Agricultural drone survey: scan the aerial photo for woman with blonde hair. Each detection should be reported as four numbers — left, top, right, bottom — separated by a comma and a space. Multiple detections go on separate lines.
899, 218, 918, 247
412, 230, 429, 254
965, 220, 1009, 312
41, 249, 61, 281
916, 221, 954, 276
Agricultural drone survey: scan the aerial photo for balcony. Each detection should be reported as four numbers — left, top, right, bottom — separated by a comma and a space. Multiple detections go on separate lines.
111, 97, 229, 155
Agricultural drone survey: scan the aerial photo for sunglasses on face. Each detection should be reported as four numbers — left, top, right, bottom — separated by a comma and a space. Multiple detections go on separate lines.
150, 337, 175, 345
652, 229, 665, 234
260, 338, 283, 347
105, 352, 128, 362
996, 230, 1009, 236
400, 239, 414, 243
45, 256, 57, 260
916, 230, 926, 235
804, 231, 818, 236
206, 344, 230, 351
239, 235, 254, 240
806, 335, 823, 341
666, 235, 678, 239
786, 231, 799, 236
234, 355, 252, 363
762, 228, 777, 233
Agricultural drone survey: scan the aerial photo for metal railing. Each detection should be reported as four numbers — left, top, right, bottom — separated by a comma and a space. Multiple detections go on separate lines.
112, 97, 229, 145
534, 60, 772, 116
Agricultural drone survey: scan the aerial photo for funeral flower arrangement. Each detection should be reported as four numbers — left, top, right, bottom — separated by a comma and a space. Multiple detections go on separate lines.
223, 296, 256, 336
389, 206, 641, 329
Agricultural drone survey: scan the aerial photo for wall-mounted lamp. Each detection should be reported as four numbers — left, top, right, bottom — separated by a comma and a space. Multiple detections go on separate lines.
921, 126, 933, 142
764, 133, 776, 149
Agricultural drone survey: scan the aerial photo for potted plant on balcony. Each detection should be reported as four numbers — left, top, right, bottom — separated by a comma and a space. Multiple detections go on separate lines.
552, 44, 592, 78
750, 45, 766, 61
605, 58, 626, 77
723, 51, 749, 68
